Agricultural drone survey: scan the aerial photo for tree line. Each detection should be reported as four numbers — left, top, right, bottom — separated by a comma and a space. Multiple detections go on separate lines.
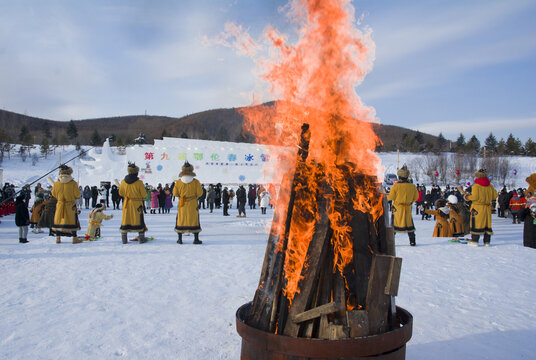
397, 131, 535, 157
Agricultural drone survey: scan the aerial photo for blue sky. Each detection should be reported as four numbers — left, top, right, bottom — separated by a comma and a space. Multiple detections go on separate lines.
1, 0, 535, 143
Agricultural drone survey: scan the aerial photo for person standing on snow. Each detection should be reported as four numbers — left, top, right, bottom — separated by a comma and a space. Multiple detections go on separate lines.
387, 165, 419, 246
51, 165, 82, 244
222, 187, 230, 216
119, 163, 149, 244
465, 169, 497, 246
15, 194, 30, 243
260, 188, 271, 215
173, 162, 203, 244
236, 185, 247, 217
206, 184, 216, 213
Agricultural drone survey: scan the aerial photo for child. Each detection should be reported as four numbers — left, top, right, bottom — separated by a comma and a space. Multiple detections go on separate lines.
15, 195, 30, 243
447, 195, 464, 239
30, 192, 46, 233
85, 203, 113, 240
425, 200, 453, 238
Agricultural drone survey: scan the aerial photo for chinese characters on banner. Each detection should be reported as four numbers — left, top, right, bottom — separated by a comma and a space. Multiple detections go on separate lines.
127, 137, 288, 185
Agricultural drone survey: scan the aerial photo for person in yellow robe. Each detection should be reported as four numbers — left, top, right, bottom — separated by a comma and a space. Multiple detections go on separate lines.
446, 195, 464, 238
425, 204, 452, 238
119, 163, 148, 244
387, 165, 419, 246
173, 162, 203, 244
466, 169, 497, 246
51, 165, 82, 244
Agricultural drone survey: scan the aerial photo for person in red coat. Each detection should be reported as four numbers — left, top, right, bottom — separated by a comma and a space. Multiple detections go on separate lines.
509, 192, 527, 224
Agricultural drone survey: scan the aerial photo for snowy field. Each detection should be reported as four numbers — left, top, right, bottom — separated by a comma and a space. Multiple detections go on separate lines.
1, 204, 535, 360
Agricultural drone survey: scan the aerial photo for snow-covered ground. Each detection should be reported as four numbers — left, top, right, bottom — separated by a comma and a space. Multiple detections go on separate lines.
1, 204, 535, 359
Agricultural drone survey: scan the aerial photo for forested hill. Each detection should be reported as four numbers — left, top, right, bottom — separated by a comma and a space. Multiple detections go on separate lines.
0, 105, 445, 151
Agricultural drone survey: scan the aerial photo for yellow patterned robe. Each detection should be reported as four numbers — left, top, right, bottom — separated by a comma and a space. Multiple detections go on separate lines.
387, 181, 419, 233
51, 175, 81, 235
173, 179, 203, 233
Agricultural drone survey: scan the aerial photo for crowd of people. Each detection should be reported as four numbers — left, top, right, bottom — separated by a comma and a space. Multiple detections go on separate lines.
386, 166, 535, 248
1, 161, 275, 245
2, 163, 535, 249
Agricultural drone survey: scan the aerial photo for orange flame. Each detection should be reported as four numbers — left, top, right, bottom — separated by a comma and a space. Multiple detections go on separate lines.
235, 0, 383, 304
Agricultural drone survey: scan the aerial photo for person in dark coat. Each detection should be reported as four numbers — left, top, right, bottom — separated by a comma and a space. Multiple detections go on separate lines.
15, 195, 30, 243
91, 186, 99, 208
83, 186, 91, 209
111, 184, 121, 210
222, 187, 230, 216
520, 203, 536, 249
214, 183, 222, 209
248, 184, 257, 209
199, 184, 206, 209
158, 186, 166, 214
236, 185, 247, 217
497, 187, 509, 218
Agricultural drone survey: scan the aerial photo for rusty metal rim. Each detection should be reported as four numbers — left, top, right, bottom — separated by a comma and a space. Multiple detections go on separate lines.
236, 302, 412, 358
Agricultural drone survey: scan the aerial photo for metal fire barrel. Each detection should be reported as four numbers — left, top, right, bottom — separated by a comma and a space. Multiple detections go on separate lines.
236, 302, 412, 360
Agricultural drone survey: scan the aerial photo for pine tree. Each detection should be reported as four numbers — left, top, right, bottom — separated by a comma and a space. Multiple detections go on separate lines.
180, 131, 189, 139
19, 125, 31, 143
40, 137, 50, 158
66, 120, 78, 143
505, 133, 522, 155
437, 133, 447, 151
466, 135, 480, 153
497, 139, 506, 155
42, 122, 52, 139
484, 132, 498, 153
90, 129, 102, 146
455, 133, 466, 152
524, 138, 536, 157
215, 126, 230, 141
414, 131, 424, 145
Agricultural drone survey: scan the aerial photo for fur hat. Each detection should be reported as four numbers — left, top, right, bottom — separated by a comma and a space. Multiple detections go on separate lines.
435, 198, 447, 209
447, 195, 458, 204
397, 165, 410, 179
474, 168, 487, 179
179, 161, 196, 177
59, 164, 73, 175
127, 162, 139, 175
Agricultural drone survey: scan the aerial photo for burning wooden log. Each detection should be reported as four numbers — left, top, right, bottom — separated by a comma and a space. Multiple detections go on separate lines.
246, 125, 402, 340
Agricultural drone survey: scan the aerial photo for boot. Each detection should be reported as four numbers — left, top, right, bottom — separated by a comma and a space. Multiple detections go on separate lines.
177, 233, 183, 244
121, 233, 128, 244
138, 232, 147, 244
408, 232, 416, 246
56, 236, 61, 244
19, 238, 29, 243
483, 234, 491, 247
193, 233, 202, 245
469, 234, 479, 246
72, 236, 83, 244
